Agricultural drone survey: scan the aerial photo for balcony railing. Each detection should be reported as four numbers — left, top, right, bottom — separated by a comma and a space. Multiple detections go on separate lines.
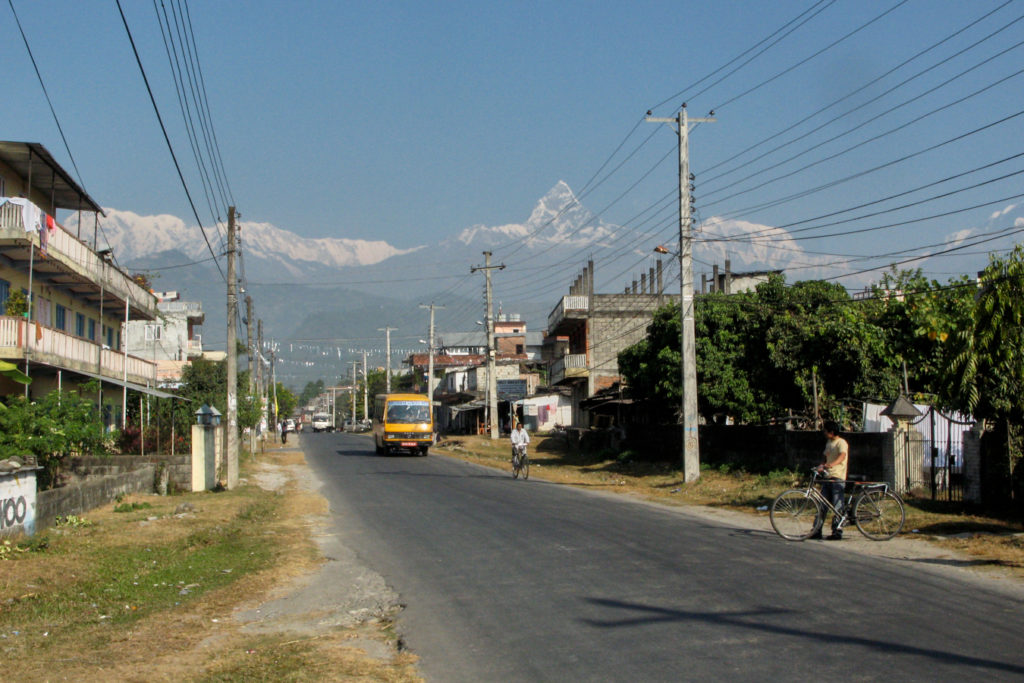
550, 353, 588, 385
547, 295, 589, 332
0, 316, 156, 386
0, 201, 157, 320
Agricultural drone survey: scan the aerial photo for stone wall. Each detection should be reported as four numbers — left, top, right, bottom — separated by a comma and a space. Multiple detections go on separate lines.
71, 454, 191, 491
36, 465, 156, 531
625, 424, 887, 479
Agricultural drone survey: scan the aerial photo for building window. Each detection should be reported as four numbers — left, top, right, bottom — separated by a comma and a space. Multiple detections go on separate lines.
516, 344, 524, 354
75, 312, 85, 337
55, 304, 66, 330
88, 318, 96, 341
105, 326, 114, 348
0, 279, 9, 312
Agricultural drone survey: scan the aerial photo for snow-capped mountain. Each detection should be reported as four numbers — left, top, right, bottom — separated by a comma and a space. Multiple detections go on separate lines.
64, 208, 419, 280
453, 180, 617, 249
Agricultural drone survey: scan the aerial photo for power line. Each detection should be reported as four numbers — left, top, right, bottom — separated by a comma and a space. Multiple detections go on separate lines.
115, 0, 226, 281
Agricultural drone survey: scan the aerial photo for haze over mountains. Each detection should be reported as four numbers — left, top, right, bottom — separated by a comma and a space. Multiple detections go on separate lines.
66, 181, 834, 387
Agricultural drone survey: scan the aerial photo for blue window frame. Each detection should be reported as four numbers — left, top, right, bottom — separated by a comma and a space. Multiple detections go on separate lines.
0, 279, 9, 312
75, 312, 85, 337
87, 318, 96, 341
55, 304, 66, 330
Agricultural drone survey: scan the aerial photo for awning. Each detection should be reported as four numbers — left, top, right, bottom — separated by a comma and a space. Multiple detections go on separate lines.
55, 367, 185, 400
449, 399, 486, 415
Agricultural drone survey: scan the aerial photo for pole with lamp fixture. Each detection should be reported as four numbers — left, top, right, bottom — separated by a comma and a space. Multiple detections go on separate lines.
647, 104, 716, 483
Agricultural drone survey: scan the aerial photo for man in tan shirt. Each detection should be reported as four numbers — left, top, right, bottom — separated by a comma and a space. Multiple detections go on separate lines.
812, 421, 848, 540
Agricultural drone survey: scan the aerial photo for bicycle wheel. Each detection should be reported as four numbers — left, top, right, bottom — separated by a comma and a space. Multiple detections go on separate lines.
770, 489, 823, 541
853, 490, 905, 540
521, 454, 529, 480
512, 453, 520, 479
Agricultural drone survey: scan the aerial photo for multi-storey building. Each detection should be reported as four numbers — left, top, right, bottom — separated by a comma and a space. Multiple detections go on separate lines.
125, 291, 204, 387
546, 260, 673, 427
0, 141, 160, 422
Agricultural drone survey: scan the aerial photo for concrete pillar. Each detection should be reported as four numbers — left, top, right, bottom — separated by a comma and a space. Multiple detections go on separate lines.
725, 258, 732, 294
657, 260, 663, 293
640, 273, 647, 294
712, 264, 719, 293
963, 423, 983, 503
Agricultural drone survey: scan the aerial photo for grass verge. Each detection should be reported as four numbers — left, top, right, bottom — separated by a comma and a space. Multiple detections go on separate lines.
434, 433, 1024, 577
0, 446, 420, 682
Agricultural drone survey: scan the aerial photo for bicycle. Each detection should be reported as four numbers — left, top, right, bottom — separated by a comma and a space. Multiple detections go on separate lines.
770, 469, 905, 541
512, 444, 529, 480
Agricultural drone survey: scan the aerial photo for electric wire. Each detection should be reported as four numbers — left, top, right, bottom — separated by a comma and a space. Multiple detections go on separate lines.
115, 0, 226, 281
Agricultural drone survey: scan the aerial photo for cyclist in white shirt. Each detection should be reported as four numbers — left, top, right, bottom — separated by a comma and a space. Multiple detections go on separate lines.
510, 422, 529, 458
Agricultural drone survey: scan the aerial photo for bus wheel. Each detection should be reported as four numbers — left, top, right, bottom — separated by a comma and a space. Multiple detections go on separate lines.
419, 446, 429, 457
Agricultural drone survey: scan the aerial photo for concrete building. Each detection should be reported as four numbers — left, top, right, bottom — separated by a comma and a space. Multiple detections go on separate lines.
0, 141, 161, 422
700, 260, 780, 295
125, 291, 204, 387
546, 259, 674, 427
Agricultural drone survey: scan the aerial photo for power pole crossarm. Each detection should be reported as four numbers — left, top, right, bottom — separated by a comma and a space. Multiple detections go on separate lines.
645, 105, 716, 483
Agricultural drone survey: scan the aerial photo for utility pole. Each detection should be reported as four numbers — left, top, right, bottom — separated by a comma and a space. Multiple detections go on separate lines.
245, 295, 254, 393
471, 251, 505, 439
270, 342, 278, 438
349, 361, 359, 428
419, 303, 444, 415
646, 104, 715, 483
362, 350, 368, 420
226, 206, 239, 488
378, 326, 397, 392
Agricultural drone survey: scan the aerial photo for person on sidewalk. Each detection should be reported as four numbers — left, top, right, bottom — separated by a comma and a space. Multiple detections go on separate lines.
812, 420, 848, 540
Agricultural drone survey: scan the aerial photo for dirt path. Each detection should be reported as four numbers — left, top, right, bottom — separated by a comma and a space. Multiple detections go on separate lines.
235, 445, 407, 662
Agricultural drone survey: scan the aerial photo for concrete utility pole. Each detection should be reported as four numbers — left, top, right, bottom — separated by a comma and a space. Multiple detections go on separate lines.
646, 104, 715, 483
225, 206, 239, 488
471, 251, 505, 439
419, 303, 444, 413
245, 295, 254, 393
362, 350, 368, 420
378, 326, 397, 392
349, 361, 359, 427
257, 319, 265, 424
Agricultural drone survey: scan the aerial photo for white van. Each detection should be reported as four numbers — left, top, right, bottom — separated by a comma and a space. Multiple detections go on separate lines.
311, 413, 333, 432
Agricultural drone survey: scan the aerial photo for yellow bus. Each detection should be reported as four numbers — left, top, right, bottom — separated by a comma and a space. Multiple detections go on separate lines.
372, 393, 433, 456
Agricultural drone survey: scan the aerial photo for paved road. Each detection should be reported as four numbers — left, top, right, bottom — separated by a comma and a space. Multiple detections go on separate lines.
301, 431, 1024, 682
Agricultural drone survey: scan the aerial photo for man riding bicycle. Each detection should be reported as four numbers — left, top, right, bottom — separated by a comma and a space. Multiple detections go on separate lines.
813, 420, 848, 540
511, 422, 529, 461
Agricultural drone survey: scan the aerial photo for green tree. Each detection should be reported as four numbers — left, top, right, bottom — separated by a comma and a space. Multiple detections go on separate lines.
941, 245, 1024, 509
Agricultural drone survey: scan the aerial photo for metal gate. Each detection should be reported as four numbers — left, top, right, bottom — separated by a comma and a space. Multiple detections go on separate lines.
911, 407, 973, 502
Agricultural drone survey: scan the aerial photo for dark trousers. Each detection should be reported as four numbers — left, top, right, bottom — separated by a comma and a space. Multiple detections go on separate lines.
819, 479, 845, 535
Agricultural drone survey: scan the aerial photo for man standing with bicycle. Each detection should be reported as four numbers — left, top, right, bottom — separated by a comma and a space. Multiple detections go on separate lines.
813, 420, 849, 540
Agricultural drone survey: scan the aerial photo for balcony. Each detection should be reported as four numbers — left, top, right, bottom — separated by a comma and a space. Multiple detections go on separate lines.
550, 353, 588, 385
186, 336, 203, 358
0, 201, 158, 321
547, 295, 589, 334
0, 316, 156, 387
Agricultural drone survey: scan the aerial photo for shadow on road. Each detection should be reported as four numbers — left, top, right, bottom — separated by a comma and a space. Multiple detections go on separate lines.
580, 597, 1024, 675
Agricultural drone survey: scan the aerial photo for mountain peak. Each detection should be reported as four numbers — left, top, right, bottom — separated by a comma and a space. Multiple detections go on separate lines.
454, 181, 615, 249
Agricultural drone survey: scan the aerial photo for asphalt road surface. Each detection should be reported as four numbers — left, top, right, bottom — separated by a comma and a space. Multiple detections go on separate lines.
301, 431, 1024, 682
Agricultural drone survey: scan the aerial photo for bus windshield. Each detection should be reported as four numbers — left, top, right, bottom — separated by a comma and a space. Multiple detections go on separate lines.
386, 401, 430, 424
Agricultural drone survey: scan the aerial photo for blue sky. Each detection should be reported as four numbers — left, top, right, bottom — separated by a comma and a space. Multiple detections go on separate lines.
3, 0, 1023, 291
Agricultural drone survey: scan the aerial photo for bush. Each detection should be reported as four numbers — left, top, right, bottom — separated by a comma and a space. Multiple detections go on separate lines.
0, 387, 113, 488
